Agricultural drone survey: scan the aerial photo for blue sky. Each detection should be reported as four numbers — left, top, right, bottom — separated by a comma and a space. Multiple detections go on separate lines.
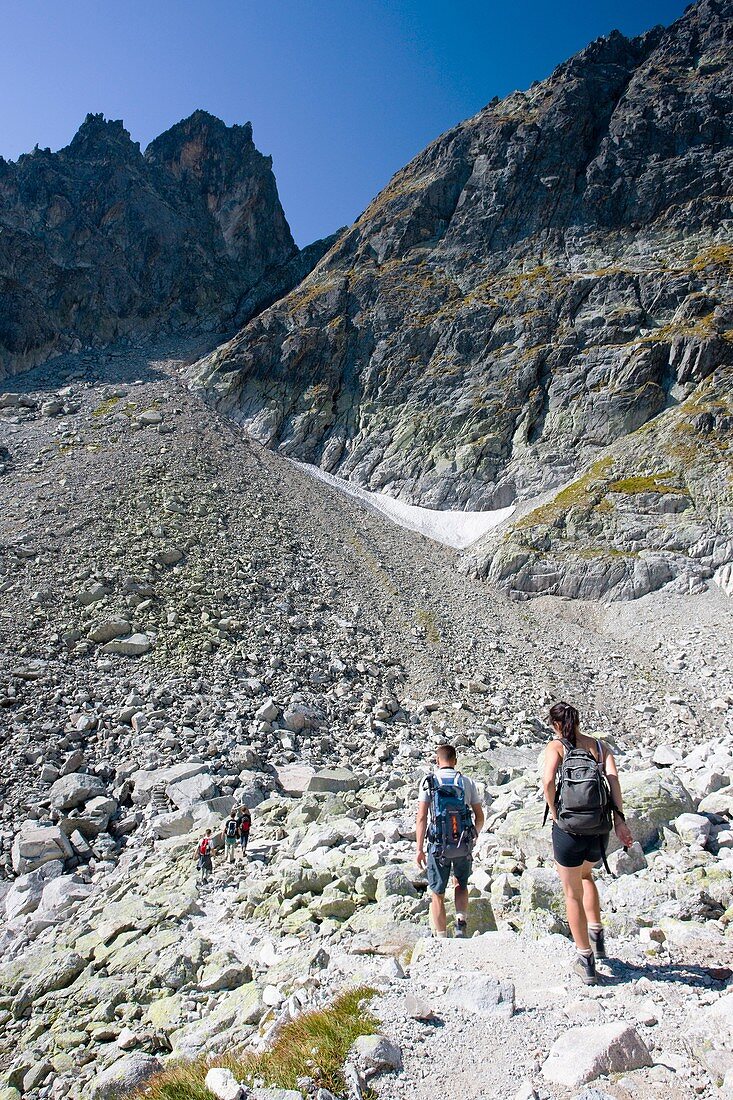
1, 1, 689, 246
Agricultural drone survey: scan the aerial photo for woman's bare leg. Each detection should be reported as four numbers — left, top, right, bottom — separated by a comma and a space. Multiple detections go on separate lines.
556, 863, 590, 951
581, 862, 601, 925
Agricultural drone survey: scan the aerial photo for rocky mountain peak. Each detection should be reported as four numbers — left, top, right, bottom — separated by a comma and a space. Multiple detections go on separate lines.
0, 110, 324, 380
145, 109, 255, 176
64, 112, 142, 164
146, 111, 295, 264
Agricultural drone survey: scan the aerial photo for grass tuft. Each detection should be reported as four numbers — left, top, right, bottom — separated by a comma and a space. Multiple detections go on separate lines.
92, 395, 121, 417
607, 473, 687, 495
129, 986, 379, 1100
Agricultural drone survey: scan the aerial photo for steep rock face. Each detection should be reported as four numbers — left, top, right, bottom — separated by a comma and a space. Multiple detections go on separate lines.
465, 365, 733, 600
0, 111, 321, 379
144, 110, 295, 274
196, 0, 733, 597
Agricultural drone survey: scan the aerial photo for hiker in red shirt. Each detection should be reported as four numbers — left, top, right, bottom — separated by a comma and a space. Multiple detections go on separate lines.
196, 828, 214, 883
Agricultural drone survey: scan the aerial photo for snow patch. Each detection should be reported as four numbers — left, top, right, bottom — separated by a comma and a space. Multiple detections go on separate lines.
291, 461, 516, 550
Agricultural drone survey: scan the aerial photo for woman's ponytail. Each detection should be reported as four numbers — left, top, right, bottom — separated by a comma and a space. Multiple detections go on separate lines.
549, 701, 580, 747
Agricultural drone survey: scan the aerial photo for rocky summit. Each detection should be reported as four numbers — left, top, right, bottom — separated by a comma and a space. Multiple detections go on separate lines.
0, 110, 335, 381
2, 3, 733, 1100
196, 0, 733, 601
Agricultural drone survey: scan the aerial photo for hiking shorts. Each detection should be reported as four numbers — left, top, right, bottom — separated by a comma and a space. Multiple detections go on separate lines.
552, 824, 602, 868
427, 851, 472, 895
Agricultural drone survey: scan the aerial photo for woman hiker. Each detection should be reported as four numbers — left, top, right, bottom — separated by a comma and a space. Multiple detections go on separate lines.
543, 701, 633, 985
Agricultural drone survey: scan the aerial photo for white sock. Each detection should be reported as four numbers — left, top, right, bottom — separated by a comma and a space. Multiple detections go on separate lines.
456, 913, 467, 922
435, 930, 447, 938
578, 947, 593, 957
589, 923, 603, 932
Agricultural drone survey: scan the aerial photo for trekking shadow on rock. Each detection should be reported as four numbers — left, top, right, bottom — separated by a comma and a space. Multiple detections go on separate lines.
600, 957, 731, 990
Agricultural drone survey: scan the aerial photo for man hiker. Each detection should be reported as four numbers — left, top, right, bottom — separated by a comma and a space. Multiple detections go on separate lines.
221, 810, 240, 864
416, 743, 484, 938
237, 804, 251, 859
196, 828, 214, 884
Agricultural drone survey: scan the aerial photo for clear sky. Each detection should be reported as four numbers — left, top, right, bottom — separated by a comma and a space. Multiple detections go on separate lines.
2, 1, 689, 247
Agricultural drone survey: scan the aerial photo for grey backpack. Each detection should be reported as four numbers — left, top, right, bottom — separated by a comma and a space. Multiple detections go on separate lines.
556, 738, 612, 835
544, 739, 625, 873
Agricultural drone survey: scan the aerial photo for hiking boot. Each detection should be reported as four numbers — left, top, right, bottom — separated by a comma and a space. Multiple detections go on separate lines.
454, 919, 468, 939
573, 951, 598, 985
589, 927, 606, 959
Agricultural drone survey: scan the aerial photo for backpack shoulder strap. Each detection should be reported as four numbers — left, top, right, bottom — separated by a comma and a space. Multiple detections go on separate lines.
599, 833, 612, 875
597, 739, 605, 770
559, 737, 574, 754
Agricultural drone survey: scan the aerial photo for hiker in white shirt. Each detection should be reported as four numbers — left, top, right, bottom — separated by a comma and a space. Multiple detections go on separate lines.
416, 744, 484, 938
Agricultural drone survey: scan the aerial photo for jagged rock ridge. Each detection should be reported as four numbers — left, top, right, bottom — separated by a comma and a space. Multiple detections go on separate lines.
0, 110, 334, 379
196, 0, 733, 600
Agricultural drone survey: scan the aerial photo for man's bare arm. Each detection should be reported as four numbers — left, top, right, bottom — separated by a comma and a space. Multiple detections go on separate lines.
472, 802, 485, 834
416, 801, 428, 866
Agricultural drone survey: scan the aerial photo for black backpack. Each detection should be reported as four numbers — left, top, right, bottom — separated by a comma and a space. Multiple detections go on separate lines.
544, 738, 620, 871
426, 773, 476, 865
225, 818, 238, 839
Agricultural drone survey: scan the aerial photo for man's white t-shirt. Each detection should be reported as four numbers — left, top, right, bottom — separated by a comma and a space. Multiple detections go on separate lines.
418, 766, 480, 807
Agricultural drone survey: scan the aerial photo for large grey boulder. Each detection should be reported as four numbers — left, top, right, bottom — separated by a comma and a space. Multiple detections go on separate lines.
352, 1034, 403, 1072
48, 772, 106, 811
11, 824, 73, 874
38, 874, 95, 916
130, 762, 209, 805
199, 952, 253, 993
307, 768, 360, 793
542, 1024, 652, 1087
519, 867, 566, 931
293, 817, 361, 858
276, 764, 315, 794
4, 860, 64, 921
166, 772, 219, 809
442, 971, 515, 1019
235, 770, 267, 808
698, 786, 733, 816
101, 632, 152, 656
151, 810, 195, 839
11, 949, 86, 1017
675, 812, 711, 845
619, 769, 694, 850
607, 841, 647, 876
87, 618, 132, 644
71, 795, 118, 837
375, 866, 419, 901
88, 1053, 163, 1099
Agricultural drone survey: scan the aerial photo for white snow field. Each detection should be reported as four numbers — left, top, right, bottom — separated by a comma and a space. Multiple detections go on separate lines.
291, 460, 516, 550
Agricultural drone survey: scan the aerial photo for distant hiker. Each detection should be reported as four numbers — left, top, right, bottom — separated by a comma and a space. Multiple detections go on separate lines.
416, 743, 484, 938
237, 804, 251, 858
196, 828, 214, 883
543, 701, 633, 985
221, 810, 240, 864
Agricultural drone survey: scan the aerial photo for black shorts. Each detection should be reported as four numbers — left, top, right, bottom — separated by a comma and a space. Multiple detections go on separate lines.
552, 824, 602, 868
